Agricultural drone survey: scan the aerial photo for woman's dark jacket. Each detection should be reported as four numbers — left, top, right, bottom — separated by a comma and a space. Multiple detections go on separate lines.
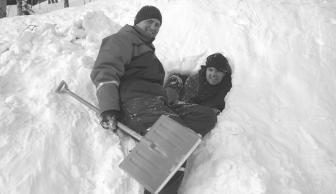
182, 66, 232, 111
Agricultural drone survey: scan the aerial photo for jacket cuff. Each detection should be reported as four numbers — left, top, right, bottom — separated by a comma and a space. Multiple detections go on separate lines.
97, 83, 120, 113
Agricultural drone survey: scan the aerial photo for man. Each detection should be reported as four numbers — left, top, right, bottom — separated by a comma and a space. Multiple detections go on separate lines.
91, 5, 217, 193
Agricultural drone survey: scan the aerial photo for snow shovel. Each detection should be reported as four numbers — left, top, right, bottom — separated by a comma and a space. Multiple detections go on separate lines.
55, 80, 202, 194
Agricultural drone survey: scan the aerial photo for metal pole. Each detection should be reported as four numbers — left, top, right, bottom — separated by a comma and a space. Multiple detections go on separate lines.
55, 80, 142, 141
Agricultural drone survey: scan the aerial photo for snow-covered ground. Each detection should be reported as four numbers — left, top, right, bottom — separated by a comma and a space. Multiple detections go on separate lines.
1, 0, 336, 193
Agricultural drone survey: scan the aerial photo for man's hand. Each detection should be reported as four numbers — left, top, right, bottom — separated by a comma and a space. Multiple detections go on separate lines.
164, 74, 183, 105
100, 110, 118, 132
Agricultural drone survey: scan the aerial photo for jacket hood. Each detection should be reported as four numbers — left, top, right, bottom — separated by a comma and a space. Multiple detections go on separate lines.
194, 65, 232, 110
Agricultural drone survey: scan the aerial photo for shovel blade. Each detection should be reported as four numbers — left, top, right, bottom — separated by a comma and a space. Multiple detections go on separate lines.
119, 115, 202, 194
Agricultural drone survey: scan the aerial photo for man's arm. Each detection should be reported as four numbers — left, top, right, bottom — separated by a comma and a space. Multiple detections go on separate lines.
90, 35, 132, 113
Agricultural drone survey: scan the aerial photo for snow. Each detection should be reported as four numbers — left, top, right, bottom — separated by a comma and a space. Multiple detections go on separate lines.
6, 0, 95, 17
1, 0, 336, 193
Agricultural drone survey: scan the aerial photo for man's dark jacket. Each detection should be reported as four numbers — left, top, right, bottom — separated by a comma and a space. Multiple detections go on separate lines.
90, 25, 166, 113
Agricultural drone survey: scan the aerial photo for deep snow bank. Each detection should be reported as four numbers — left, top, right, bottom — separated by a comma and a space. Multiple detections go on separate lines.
0, 0, 336, 194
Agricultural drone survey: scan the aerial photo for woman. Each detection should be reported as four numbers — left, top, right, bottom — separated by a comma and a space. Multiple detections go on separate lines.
165, 53, 232, 114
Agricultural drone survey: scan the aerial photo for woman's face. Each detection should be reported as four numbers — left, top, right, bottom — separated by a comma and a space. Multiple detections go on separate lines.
206, 67, 226, 85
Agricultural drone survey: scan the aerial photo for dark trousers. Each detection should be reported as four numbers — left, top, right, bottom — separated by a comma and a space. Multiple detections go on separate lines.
143, 170, 184, 194
120, 96, 217, 194
120, 97, 217, 137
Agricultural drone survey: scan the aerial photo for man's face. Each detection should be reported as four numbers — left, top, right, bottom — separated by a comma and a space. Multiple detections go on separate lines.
136, 18, 161, 39
206, 67, 226, 85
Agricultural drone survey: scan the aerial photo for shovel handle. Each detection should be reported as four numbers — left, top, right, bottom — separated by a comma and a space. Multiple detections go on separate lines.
55, 80, 142, 141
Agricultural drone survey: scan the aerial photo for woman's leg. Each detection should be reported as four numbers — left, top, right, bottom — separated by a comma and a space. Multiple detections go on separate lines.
171, 104, 217, 137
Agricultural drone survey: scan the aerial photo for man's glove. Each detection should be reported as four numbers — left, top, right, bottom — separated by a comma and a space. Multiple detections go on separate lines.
100, 110, 119, 132
164, 74, 183, 92
164, 74, 184, 105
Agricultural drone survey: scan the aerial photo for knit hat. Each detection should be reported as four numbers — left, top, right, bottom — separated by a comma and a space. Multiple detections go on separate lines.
134, 6, 162, 25
206, 53, 231, 74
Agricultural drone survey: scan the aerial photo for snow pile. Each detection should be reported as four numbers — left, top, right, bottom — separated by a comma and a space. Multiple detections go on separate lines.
1, 0, 336, 194
0, 5, 139, 194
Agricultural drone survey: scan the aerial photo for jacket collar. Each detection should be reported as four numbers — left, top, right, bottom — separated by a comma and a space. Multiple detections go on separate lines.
119, 25, 155, 46
133, 25, 156, 44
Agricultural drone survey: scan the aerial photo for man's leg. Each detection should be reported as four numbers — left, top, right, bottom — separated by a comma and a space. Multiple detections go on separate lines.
144, 171, 184, 194
120, 97, 179, 135
120, 97, 192, 194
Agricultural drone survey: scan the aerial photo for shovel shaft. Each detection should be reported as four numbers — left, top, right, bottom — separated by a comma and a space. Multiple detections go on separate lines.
56, 81, 142, 141
65, 89, 100, 113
